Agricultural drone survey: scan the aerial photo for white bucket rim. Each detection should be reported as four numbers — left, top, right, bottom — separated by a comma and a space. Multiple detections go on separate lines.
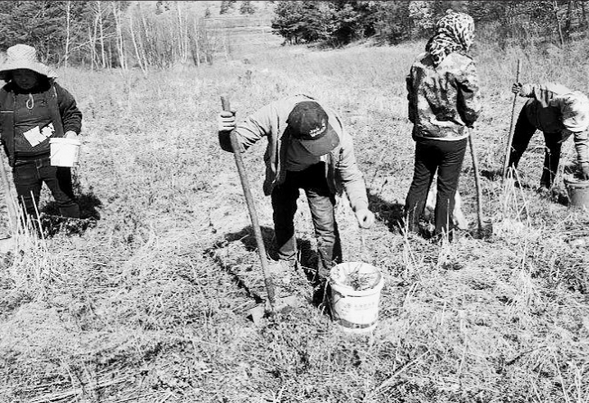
329, 261, 384, 296
50, 137, 82, 146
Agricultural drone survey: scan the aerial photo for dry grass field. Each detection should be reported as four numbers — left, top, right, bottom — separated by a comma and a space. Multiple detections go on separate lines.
1, 22, 588, 403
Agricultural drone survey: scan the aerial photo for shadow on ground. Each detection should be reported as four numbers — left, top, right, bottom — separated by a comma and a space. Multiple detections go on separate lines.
40, 187, 102, 238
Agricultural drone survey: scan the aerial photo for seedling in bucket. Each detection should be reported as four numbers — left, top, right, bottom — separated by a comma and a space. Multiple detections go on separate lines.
328, 262, 384, 334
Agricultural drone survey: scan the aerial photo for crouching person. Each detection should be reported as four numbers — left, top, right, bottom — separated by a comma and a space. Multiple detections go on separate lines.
508, 82, 589, 190
218, 94, 375, 280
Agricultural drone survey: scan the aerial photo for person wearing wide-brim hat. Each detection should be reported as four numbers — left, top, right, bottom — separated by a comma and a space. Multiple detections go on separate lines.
0, 44, 83, 222
508, 82, 589, 190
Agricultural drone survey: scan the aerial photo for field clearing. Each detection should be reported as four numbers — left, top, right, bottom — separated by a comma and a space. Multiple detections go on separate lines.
1, 27, 589, 402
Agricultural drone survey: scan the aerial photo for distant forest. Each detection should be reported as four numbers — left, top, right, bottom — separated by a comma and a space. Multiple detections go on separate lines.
0, 1, 585, 71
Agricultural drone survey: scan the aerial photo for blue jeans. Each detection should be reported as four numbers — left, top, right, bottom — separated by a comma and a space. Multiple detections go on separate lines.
271, 162, 342, 272
12, 155, 80, 219
404, 137, 467, 236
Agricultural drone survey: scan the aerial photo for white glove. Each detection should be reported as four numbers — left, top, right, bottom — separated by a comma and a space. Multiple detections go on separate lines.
355, 208, 375, 229
218, 111, 236, 132
64, 130, 78, 139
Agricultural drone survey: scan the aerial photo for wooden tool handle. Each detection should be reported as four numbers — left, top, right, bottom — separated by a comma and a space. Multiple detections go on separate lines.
220, 95, 276, 309
503, 59, 522, 181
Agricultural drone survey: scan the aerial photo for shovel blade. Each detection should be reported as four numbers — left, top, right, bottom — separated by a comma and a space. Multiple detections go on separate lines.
247, 295, 302, 325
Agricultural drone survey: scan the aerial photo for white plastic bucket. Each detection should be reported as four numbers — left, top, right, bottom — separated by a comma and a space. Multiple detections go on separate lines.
328, 262, 384, 334
50, 138, 81, 167
564, 177, 589, 209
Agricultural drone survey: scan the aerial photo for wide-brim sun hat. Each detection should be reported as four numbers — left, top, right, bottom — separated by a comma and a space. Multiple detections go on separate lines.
0, 44, 57, 81
561, 91, 589, 133
286, 101, 340, 156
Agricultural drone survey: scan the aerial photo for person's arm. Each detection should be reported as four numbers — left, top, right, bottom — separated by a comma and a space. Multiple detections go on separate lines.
335, 129, 374, 228
574, 130, 589, 178
218, 102, 276, 153
514, 83, 569, 107
55, 82, 82, 137
456, 58, 482, 127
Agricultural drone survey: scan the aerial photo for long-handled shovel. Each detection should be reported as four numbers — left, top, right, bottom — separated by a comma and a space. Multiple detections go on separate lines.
468, 129, 487, 238
220, 96, 298, 322
0, 151, 18, 253
502, 59, 522, 181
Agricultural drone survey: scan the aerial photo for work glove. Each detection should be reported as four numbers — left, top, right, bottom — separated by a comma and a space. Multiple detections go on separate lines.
355, 208, 375, 229
511, 82, 523, 95
580, 162, 589, 180
218, 111, 236, 132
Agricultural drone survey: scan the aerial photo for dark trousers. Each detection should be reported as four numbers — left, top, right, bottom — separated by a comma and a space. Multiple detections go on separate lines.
404, 137, 467, 236
508, 107, 569, 188
271, 162, 342, 272
13, 156, 80, 219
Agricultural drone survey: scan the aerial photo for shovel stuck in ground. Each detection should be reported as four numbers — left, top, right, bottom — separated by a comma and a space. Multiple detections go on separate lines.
468, 129, 493, 239
220, 95, 301, 323
0, 150, 18, 253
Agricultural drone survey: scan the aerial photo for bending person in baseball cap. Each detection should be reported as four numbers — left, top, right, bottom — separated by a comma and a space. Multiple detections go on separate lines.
508, 82, 589, 189
218, 94, 374, 282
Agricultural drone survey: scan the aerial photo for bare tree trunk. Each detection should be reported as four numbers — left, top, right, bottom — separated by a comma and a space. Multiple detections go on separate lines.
581, 0, 588, 29
64, 0, 71, 69
193, 20, 200, 67
111, 1, 127, 70
564, 0, 573, 39
554, 0, 565, 45
97, 1, 106, 68
129, 13, 148, 76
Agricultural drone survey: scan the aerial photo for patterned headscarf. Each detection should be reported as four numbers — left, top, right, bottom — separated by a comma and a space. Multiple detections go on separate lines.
425, 10, 475, 67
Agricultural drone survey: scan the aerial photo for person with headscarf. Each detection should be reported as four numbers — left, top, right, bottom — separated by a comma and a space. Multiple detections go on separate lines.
0, 44, 82, 222
404, 9, 482, 240
508, 82, 589, 190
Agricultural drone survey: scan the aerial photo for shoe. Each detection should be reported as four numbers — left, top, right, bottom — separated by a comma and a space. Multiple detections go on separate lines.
269, 259, 300, 285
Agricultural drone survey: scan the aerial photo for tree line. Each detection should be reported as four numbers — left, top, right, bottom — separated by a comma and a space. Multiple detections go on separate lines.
0, 1, 221, 72
271, 1, 589, 48
0, 1, 586, 73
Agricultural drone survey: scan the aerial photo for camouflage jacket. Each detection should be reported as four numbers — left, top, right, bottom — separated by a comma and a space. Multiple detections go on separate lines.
406, 51, 482, 140
219, 94, 369, 212
520, 83, 589, 164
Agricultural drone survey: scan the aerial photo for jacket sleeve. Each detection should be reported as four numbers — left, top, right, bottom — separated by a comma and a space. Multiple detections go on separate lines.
55, 82, 82, 134
335, 127, 369, 212
574, 130, 589, 164
456, 58, 482, 127
219, 102, 276, 153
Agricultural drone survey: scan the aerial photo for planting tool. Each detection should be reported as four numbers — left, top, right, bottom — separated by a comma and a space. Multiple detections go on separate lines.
0, 150, 18, 252
468, 129, 489, 238
220, 95, 300, 322
502, 59, 522, 181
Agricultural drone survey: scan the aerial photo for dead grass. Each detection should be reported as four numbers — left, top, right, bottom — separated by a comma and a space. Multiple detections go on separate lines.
0, 23, 588, 403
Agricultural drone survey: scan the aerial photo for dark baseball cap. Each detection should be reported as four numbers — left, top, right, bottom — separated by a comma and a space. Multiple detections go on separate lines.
286, 101, 340, 156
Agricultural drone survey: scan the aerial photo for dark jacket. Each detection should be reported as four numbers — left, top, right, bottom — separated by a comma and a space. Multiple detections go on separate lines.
0, 80, 82, 166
